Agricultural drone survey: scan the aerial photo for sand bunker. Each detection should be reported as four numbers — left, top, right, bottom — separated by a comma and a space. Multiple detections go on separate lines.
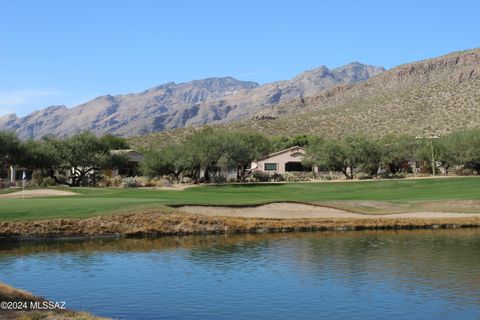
178, 202, 480, 219
0, 189, 78, 199
153, 184, 198, 191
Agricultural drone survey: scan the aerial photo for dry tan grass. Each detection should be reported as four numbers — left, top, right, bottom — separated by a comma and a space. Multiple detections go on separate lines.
0, 283, 41, 303
1, 205, 480, 240
0, 282, 106, 320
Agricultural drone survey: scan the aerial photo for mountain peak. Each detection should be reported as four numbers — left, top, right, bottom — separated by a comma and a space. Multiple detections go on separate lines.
0, 61, 383, 139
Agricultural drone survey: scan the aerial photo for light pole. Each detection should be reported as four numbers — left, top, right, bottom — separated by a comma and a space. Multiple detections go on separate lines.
416, 135, 440, 176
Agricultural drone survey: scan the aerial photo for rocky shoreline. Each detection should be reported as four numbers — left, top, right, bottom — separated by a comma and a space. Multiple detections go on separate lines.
1, 207, 480, 241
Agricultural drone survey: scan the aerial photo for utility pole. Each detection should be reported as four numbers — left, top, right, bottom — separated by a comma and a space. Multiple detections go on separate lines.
416, 135, 440, 176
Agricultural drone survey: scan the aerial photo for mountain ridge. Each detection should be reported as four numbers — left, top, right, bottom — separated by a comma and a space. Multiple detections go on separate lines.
0, 63, 384, 139
128, 47, 480, 150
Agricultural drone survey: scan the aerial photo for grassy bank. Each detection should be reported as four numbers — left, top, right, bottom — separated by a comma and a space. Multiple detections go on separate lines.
1, 206, 480, 241
0, 177, 479, 221
0, 282, 104, 319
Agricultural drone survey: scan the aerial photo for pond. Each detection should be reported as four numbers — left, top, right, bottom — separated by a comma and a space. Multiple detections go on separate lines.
1, 229, 480, 319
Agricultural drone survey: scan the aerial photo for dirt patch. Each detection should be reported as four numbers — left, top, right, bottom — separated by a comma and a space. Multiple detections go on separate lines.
0, 189, 78, 199
178, 202, 480, 219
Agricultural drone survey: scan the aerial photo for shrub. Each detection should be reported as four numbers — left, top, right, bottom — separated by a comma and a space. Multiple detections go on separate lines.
101, 175, 113, 187
271, 173, 284, 182
122, 177, 138, 188
181, 177, 192, 184
379, 172, 407, 179
357, 173, 373, 180
455, 167, 475, 176
252, 171, 270, 182
15, 180, 26, 188
112, 176, 123, 187
0, 179, 9, 189
283, 172, 315, 181
31, 170, 44, 186
211, 174, 227, 184
151, 177, 173, 187
40, 177, 56, 187
135, 176, 154, 187
320, 175, 333, 180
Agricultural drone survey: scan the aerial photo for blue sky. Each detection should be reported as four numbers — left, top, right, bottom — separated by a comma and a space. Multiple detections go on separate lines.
0, 0, 479, 117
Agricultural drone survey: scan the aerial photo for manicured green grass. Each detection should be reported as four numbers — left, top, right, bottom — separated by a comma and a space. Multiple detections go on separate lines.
1, 177, 480, 221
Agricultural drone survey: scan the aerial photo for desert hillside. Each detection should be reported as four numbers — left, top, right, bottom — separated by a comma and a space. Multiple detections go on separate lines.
0, 63, 382, 139
130, 48, 480, 149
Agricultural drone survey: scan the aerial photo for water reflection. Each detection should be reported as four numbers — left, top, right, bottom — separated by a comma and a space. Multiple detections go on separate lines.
0, 230, 479, 320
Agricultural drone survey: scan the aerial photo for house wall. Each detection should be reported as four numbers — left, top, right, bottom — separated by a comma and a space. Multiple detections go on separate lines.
252, 147, 316, 174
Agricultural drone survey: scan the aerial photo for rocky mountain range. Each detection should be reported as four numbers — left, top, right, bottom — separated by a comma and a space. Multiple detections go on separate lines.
0, 63, 384, 139
129, 47, 480, 150
232, 48, 480, 138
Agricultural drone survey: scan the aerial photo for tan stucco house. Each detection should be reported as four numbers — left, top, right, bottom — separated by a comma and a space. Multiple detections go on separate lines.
251, 146, 318, 174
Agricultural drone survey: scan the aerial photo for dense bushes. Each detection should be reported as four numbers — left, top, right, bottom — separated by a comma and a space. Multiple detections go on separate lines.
0, 131, 130, 187
140, 128, 272, 183
2, 127, 480, 187
305, 129, 480, 179
121, 177, 138, 188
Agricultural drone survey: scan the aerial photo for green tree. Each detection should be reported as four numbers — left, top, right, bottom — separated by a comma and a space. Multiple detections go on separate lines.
174, 142, 202, 183
441, 129, 480, 174
57, 132, 127, 186
99, 134, 130, 149
379, 134, 416, 174
0, 131, 22, 170
140, 145, 177, 179
306, 136, 381, 179
270, 134, 317, 150
183, 128, 231, 182
20, 138, 63, 178
224, 131, 271, 181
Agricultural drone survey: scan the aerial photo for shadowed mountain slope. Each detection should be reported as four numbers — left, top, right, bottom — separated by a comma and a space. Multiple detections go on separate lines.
0, 63, 383, 139
130, 48, 480, 149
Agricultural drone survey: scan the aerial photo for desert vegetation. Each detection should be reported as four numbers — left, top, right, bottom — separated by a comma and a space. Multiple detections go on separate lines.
2, 127, 480, 188
129, 48, 480, 151
0, 131, 130, 187
140, 128, 271, 183
139, 127, 480, 182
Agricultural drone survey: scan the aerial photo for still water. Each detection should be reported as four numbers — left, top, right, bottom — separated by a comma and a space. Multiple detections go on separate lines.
1, 230, 480, 320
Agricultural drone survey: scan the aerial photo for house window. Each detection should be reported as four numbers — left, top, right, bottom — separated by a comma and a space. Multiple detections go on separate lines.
264, 163, 277, 171
285, 162, 310, 172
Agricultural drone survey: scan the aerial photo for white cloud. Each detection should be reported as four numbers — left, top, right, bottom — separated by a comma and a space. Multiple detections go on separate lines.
0, 89, 68, 116
0, 90, 61, 107
0, 108, 14, 116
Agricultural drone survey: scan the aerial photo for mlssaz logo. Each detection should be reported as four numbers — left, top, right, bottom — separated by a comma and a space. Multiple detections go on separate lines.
29, 301, 66, 310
